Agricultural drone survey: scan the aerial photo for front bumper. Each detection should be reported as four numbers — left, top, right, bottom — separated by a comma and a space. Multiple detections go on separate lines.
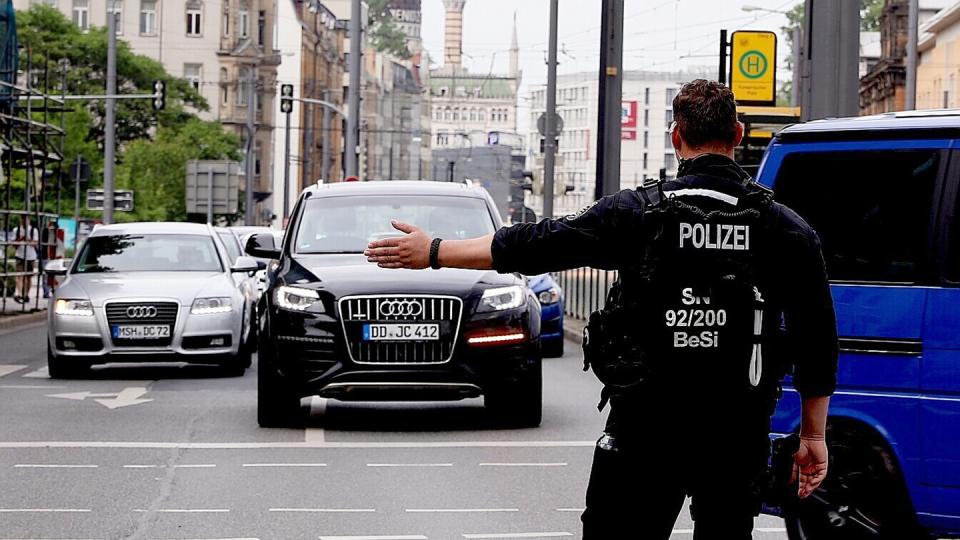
264, 303, 540, 400
539, 301, 564, 341
49, 300, 243, 361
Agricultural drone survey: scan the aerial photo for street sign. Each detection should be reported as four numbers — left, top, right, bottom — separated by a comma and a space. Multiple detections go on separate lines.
280, 84, 294, 114
537, 112, 564, 136
185, 160, 242, 216
69, 157, 91, 184
87, 189, 134, 212
730, 30, 777, 106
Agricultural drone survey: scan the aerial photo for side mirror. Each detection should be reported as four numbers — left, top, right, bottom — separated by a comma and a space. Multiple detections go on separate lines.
44, 259, 69, 276
245, 233, 281, 259
231, 256, 260, 273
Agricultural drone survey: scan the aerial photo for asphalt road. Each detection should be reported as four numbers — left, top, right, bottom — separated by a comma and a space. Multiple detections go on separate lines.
0, 323, 789, 540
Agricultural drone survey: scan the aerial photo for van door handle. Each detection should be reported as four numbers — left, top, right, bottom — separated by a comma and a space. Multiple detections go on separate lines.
838, 337, 923, 356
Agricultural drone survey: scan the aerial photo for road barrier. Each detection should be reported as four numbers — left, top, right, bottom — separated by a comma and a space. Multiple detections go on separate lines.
552, 268, 618, 322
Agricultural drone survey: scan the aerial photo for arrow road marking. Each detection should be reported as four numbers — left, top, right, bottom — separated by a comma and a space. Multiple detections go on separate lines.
47, 387, 152, 409
22, 366, 49, 378
0, 364, 27, 378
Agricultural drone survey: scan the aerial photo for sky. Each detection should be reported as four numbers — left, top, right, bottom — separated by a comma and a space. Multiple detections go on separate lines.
419, 0, 801, 132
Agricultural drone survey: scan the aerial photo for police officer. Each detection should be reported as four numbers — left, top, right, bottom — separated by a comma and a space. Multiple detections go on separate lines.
365, 79, 837, 539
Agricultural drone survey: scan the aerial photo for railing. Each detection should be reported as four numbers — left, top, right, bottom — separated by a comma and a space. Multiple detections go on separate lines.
552, 268, 618, 322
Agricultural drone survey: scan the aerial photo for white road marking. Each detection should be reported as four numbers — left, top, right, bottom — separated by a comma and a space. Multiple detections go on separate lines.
479, 463, 568, 467
124, 464, 216, 469
405, 508, 518, 513
756, 528, 787, 533
0, 440, 595, 449
14, 464, 98, 468
0, 508, 92, 512
462, 534, 573, 539
554, 508, 584, 513
0, 364, 27, 378
270, 508, 376, 513
22, 367, 49, 378
318, 536, 427, 540
304, 396, 327, 443
0, 384, 66, 389
133, 508, 230, 513
367, 463, 453, 468
243, 463, 328, 468
47, 387, 152, 409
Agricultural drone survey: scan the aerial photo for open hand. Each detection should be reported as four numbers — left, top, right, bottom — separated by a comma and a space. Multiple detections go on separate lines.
792, 437, 828, 498
364, 220, 431, 269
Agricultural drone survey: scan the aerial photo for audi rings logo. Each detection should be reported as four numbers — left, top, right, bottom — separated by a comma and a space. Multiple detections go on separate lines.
126, 305, 158, 319
379, 299, 423, 318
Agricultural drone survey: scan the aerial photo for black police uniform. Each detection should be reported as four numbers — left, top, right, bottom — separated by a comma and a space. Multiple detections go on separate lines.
490, 154, 838, 539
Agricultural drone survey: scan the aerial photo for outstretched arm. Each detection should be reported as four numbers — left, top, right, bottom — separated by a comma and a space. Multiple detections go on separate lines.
365, 220, 493, 270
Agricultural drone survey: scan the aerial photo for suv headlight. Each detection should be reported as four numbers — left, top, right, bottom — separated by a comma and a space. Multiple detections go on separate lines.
275, 286, 323, 312
54, 299, 94, 316
538, 287, 561, 305
191, 297, 233, 315
478, 286, 525, 312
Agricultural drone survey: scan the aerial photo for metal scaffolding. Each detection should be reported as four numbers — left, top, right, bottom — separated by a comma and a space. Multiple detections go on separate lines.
0, 0, 67, 315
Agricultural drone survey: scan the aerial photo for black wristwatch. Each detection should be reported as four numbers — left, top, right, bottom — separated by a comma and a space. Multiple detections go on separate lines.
429, 238, 443, 269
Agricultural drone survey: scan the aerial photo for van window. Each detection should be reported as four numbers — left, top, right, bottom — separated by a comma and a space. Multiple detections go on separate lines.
774, 149, 940, 284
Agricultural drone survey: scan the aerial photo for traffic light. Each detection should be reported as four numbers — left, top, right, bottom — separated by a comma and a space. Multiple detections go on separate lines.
280, 84, 294, 114
153, 80, 165, 111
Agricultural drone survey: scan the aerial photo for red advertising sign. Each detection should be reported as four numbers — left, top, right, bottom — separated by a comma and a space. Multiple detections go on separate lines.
621, 101, 638, 129
621, 130, 637, 141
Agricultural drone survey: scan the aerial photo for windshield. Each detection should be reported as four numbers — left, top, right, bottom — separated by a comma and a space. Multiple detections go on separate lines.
217, 231, 242, 261
294, 195, 496, 254
74, 234, 223, 273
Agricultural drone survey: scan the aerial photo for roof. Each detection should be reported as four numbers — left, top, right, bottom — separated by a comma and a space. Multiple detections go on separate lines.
305, 180, 489, 199
91, 222, 212, 237
777, 108, 960, 141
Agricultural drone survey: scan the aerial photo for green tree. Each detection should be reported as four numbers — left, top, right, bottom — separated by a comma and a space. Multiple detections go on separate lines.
367, 0, 411, 59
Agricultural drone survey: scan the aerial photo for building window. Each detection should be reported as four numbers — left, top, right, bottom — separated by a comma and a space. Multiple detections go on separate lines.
643, 152, 648, 170
184, 63, 202, 91
643, 131, 648, 148
72, 0, 89, 31
643, 109, 649, 128
139, 0, 156, 35
469, 108, 477, 121
666, 87, 677, 107
644, 87, 650, 105
222, 11, 229, 36
665, 109, 674, 129
107, 0, 123, 35
186, 2, 202, 36
478, 109, 486, 121
236, 67, 250, 106
664, 153, 676, 171
239, 8, 249, 38
220, 68, 228, 105
257, 10, 265, 45
664, 131, 672, 148
444, 107, 451, 121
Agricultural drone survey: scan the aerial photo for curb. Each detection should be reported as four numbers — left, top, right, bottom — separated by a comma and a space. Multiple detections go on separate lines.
0, 310, 47, 331
563, 318, 586, 344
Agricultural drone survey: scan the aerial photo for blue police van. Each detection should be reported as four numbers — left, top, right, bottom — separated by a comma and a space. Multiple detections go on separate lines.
756, 110, 960, 539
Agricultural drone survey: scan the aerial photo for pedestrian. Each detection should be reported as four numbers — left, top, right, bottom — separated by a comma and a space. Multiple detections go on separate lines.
41, 220, 63, 298
12, 215, 39, 304
364, 79, 838, 539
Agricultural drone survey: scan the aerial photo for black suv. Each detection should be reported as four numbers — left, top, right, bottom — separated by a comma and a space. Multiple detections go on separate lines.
246, 181, 542, 428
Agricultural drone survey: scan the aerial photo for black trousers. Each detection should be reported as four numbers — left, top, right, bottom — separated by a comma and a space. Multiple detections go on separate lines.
581, 400, 772, 540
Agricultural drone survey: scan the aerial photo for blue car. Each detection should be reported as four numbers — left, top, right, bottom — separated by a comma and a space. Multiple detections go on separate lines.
529, 273, 564, 357
757, 110, 960, 539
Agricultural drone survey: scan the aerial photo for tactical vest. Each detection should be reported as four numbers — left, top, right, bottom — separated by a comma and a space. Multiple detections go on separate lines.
583, 179, 775, 406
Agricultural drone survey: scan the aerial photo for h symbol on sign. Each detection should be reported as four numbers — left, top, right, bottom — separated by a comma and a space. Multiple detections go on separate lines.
747, 56, 761, 73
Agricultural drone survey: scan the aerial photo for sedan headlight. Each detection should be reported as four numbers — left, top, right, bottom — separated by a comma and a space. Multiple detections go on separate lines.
538, 287, 561, 305
478, 286, 525, 312
54, 299, 94, 316
275, 286, 323, 312
191, 297, 233, 315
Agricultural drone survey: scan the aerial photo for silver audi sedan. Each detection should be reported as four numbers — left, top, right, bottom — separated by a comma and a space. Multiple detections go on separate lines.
45, 222, 259, 378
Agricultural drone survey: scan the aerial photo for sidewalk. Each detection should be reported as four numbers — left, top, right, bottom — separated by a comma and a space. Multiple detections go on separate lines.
563, 317, 586, 344
0, 295, 48, 330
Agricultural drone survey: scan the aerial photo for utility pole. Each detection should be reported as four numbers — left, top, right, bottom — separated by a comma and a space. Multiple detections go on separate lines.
103, 0, 117, 225
345, 0, 362, 178
282, 106, 291, 218
321, 89, 332, 182
595, 0, 624, 200
791, 26, 802, 106
801, 0, 859, 121
244, 66, 257, 225
542, 0, 559, 220
906, 0, 919, 110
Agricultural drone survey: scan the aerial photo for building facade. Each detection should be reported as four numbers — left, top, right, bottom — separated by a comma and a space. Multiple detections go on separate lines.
525, 70, 710, 218
859, 0, 948, 114
20, 0, 281, 223
918, 2, 960, 109
429, 0, 520, 151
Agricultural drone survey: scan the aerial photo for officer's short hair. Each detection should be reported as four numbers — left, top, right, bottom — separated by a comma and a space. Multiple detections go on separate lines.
672, 79, 738, 148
